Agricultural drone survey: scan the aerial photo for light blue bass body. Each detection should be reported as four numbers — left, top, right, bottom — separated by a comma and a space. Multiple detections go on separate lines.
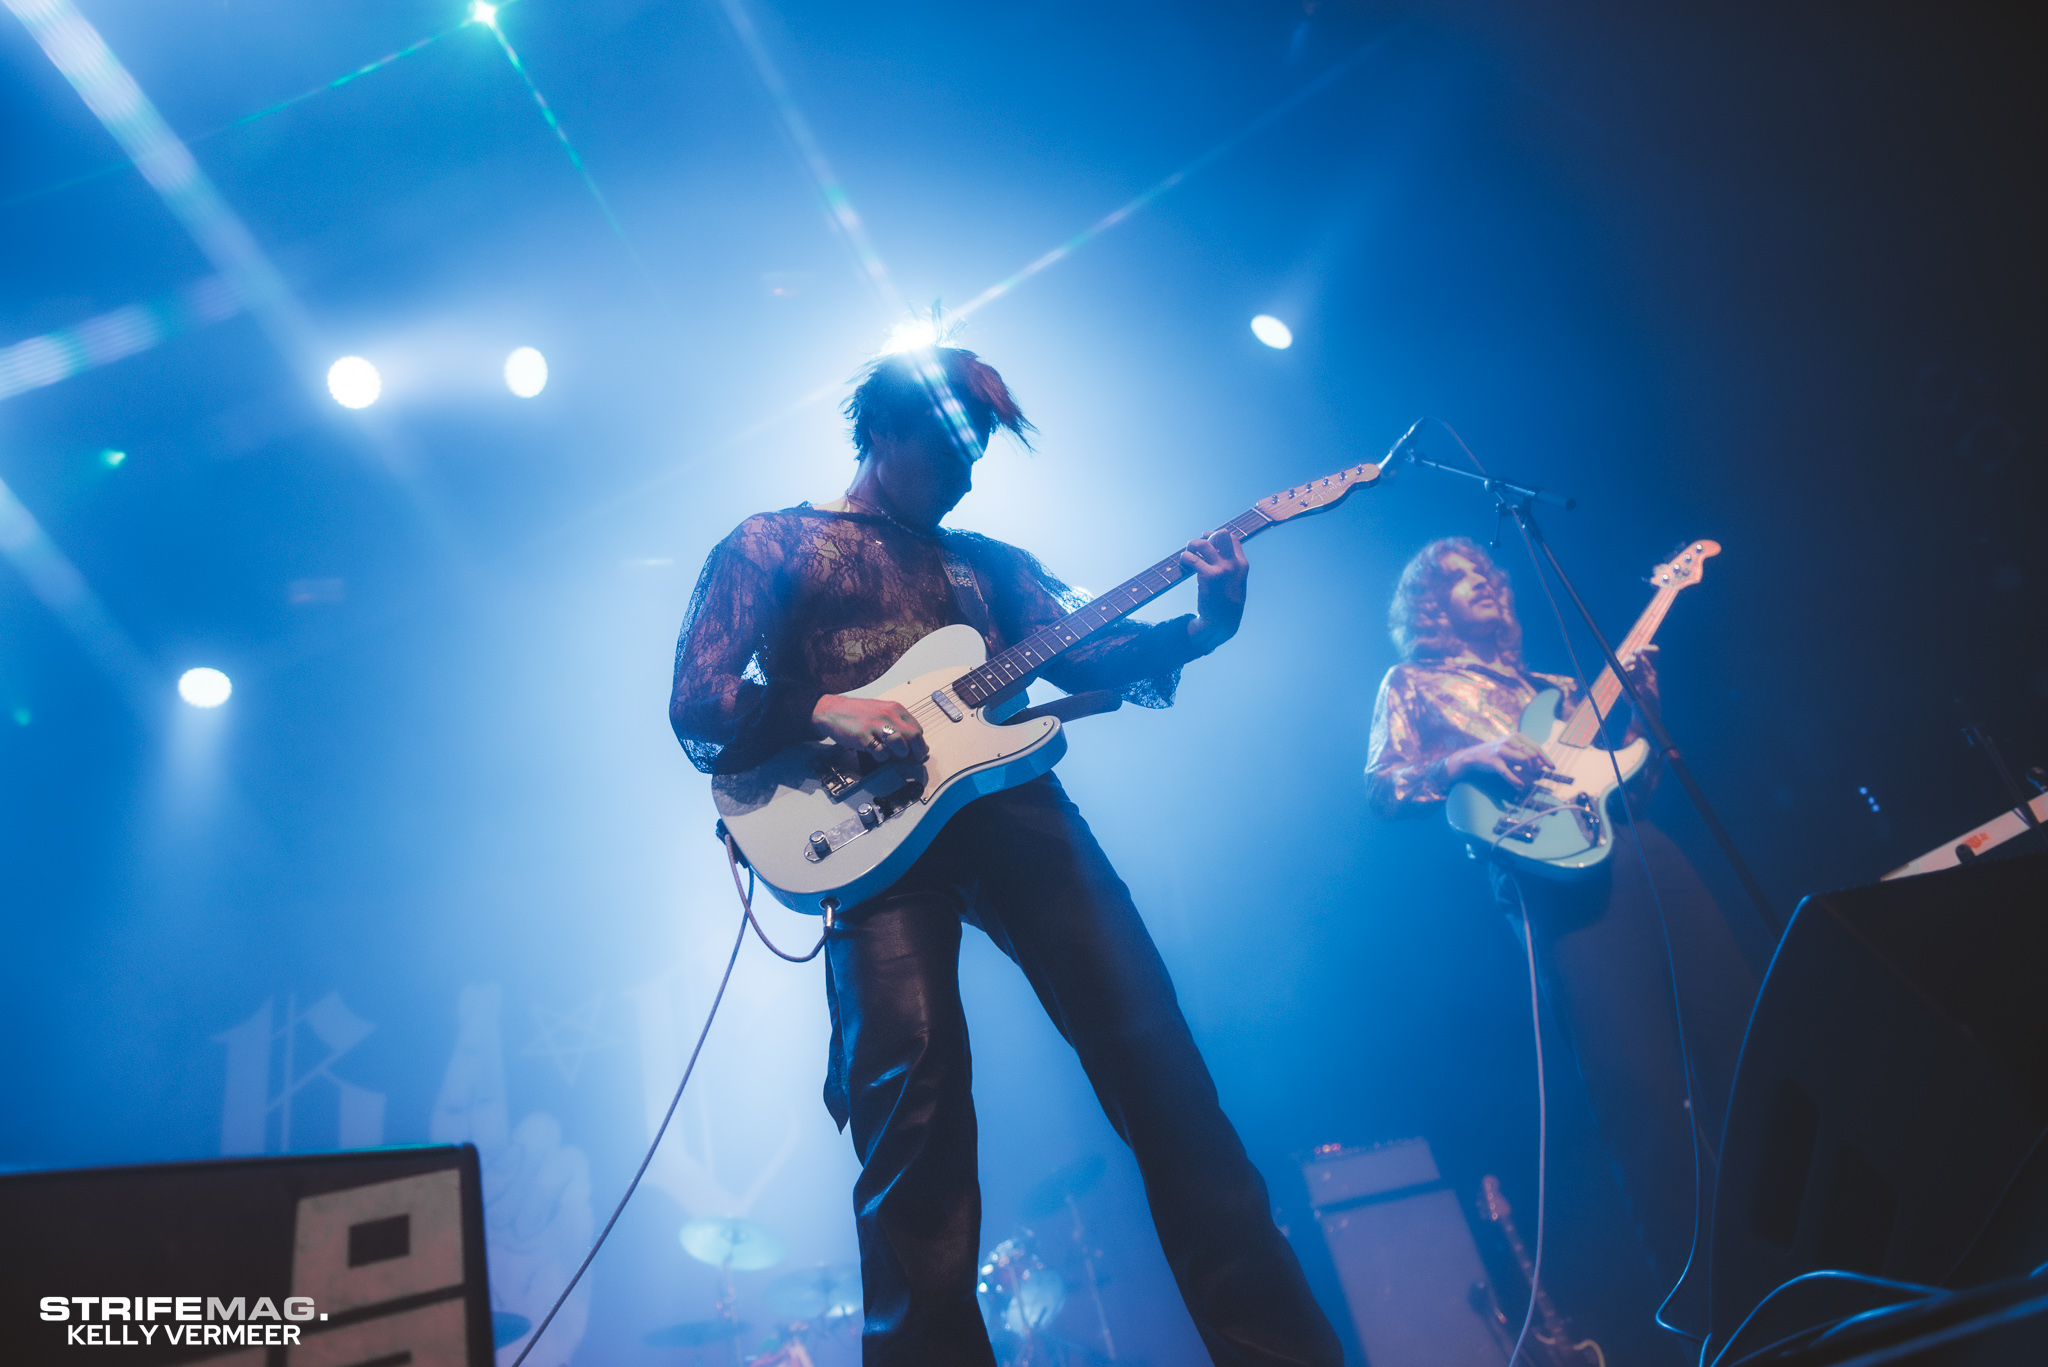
1444, 687, 1651, 879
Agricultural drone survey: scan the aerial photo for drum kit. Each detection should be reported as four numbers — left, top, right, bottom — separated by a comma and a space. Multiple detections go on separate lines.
643, 1217, 860, 1366
642, 1155, 1119, 1365
975, 1155, 1119, 1366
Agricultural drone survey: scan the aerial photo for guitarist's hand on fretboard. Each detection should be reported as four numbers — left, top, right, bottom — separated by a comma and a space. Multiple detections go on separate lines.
1181, 529, 1250, 653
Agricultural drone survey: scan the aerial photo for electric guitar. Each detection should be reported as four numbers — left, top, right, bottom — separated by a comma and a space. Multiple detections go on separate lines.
714, 461, 1387, 913
1476, 1175, 1603, 1367
1444, 539, 1719, 878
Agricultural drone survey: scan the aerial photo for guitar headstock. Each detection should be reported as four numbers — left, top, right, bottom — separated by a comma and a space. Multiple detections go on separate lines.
1651, 539, 1720, 592
1255, 462, 1383, 523
1478, 1174, 1511, 1222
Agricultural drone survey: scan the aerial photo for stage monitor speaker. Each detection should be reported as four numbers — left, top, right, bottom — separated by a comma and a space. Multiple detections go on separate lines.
1699, 850, 2048, 1355
1302, 1137, 1508, 1367
0, 1144, 494, 1367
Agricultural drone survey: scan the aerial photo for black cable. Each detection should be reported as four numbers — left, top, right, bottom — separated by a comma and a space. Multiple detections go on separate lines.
1433, 417, 1711, 1342
1495, 492, 1708, 1342
508, 905, 750, 1367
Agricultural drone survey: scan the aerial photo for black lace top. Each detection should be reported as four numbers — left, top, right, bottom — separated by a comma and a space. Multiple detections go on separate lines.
670, 507, 1205, 773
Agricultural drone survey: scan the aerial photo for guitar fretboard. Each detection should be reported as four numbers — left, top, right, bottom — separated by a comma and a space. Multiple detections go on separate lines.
950, 505, 1276, 708
1556, 567, 1689, 748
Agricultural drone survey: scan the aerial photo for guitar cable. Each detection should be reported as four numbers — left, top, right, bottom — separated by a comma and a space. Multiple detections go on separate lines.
506, 840, 829, 1366
1436, 417, 1707, 1351
1503, 497, 1710, 1348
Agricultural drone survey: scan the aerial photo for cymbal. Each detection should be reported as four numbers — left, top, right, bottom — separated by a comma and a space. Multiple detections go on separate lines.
1023, 1154, 1107, 1219
490, 1312, 531, 1348
644, 1318, 747, 1348
763, 1263, 862, 1320
680, 1216, 788, 1270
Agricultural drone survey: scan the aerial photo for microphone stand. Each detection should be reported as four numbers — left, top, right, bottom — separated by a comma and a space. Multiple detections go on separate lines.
1409, 451, 1784, 937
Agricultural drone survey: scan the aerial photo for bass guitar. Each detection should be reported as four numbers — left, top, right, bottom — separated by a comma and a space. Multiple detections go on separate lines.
1444, 539, 1719, 878
715, 461, 1387, 913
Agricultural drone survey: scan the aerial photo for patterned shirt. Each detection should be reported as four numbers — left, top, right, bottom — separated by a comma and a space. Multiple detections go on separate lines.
1364, 659, 1579, 819
670, 507, 1203, 774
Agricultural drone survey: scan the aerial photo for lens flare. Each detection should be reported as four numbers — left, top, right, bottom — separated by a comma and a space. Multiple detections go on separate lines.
327, 356, 381, 408
1251, 315, 1294, 349
882, 318, 940, 355
178, 667, 232, 708
504, 346, 548, 397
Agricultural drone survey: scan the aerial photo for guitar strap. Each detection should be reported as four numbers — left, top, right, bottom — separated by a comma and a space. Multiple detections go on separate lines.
940, 541, 998, 649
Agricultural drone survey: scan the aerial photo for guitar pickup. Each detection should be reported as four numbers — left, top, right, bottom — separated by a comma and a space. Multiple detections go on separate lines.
815, 750, 915, 803
1491, 817, 1540, 843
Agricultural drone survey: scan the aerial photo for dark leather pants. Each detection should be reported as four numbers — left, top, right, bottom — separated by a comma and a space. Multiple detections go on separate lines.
824, 775, 1342, 1367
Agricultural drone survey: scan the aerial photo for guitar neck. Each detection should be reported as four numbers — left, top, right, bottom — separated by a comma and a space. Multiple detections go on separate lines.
1480, 1178, 1572, 1346
1555, 580, 1679, 748
950, 503, 1278, 709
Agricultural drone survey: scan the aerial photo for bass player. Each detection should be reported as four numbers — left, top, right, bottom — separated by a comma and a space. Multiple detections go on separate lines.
1364, 537, 1759, 1321
670, 346, 1341, 1367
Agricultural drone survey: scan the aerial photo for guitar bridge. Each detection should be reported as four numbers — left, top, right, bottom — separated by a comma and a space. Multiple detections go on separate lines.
802, 782, 923, 861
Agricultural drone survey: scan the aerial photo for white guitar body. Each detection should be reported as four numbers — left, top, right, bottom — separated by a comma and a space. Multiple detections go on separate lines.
705, 458, 1389, 912
1445, 689, 1651, 878
712, 625, 1065, 913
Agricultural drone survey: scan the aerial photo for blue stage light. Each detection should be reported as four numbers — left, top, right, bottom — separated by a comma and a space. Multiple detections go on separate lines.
100, 449, 126, 467
504, 346, 548, 397
1250, 315, 1293, 349
178, 668, 232, 708
327, 357, 381, 408
469, 1, 500, 27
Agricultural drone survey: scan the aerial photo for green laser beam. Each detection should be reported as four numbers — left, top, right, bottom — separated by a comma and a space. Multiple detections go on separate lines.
478, 14, 634, 260
474, 7, 680, 324
1, 18, 481, 211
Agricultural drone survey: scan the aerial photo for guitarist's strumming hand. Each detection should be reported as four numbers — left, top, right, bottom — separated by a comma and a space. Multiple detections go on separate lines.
812, 695, 929, 763
1622, 645, 1660, 715
1182, 529, 1250, 654
1444, 734, 1554, 791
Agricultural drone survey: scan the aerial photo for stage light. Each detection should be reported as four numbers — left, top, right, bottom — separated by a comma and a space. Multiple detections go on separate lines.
504, 346, 548, 398
882, 317, 940, 355
1250, 315, 1293, 349
10, 707, 28, 727
100, 449, 126, 467
178, 667, 232, 709
327, 357, 381, 409
469, 1, 499, 27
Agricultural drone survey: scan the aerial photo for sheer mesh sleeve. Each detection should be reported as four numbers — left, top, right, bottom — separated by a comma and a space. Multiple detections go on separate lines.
670, 515, 816, 774
970, 535, 1203, 708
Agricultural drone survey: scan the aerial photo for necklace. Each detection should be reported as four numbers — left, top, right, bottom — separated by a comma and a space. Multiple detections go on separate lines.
844, 495, 943, 541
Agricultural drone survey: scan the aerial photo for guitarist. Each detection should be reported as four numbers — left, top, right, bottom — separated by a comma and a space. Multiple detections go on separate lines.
670, 347, 1341, 1367
1364, 537, 1758, 1322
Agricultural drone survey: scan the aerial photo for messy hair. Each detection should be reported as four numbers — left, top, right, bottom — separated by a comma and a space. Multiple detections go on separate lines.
844, 346, 1034, 460
1389, 537, 1523, 665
